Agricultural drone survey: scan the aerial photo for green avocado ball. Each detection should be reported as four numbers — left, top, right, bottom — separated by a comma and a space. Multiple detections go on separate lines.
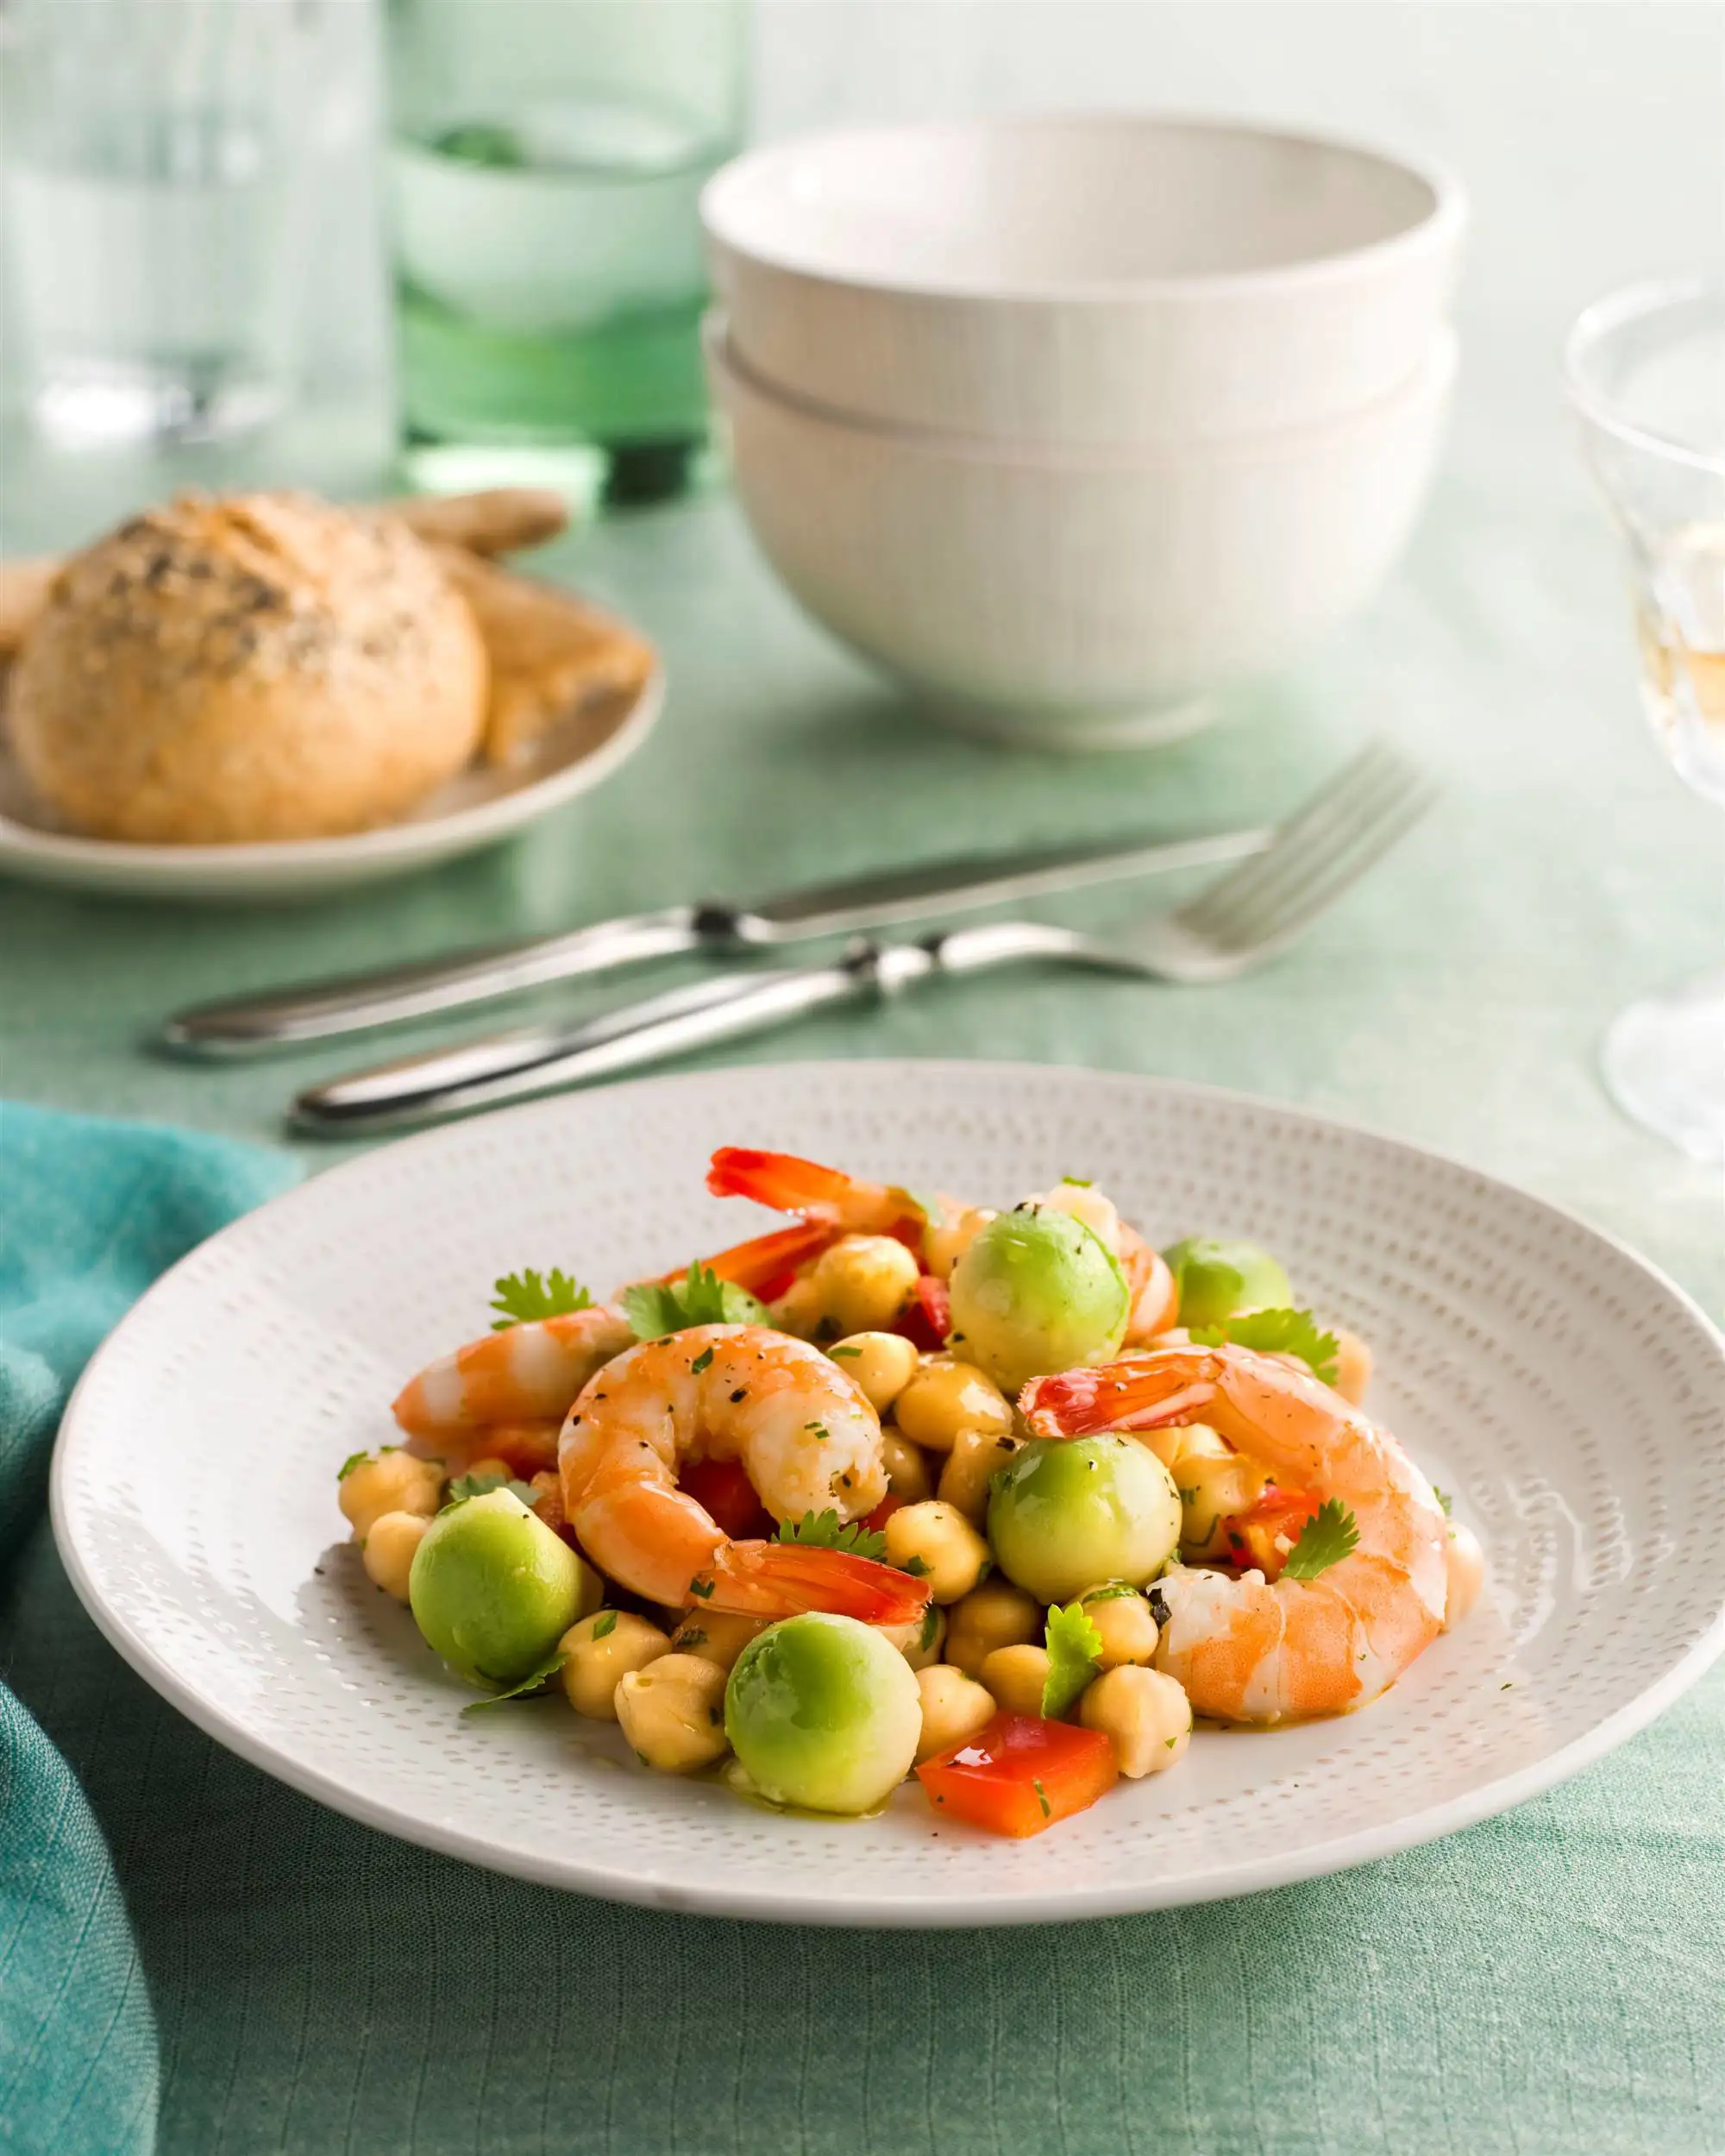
987, 1436, 1180, 1605
1162, 1236, 1292, 1329
948, 1205, 1129, 1395
724, 1612, 922, 1814
408, 1487, 590, 1688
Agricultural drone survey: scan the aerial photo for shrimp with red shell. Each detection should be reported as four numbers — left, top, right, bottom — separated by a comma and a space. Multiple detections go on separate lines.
1022, 1342, 1449, 1723
558, 1323, 928, 1623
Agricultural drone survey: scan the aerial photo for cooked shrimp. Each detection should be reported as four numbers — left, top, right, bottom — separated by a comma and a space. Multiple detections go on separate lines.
673, 1218, 841, 1298
1022, 1344, 1448, 1723
558, 1323, 896, 1607
706, 1147, 927, 1244
1120, 1231, 1179, 1342
392, 1304, 634, 1443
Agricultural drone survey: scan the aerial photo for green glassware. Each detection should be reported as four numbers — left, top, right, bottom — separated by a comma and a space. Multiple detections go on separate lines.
386, 0, 749, 512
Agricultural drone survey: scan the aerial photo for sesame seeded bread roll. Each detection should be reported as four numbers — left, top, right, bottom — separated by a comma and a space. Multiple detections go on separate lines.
7, 491, 488, 844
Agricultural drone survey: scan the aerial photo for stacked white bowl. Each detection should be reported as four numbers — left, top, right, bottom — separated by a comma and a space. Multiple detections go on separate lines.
701, 115, 1464, 748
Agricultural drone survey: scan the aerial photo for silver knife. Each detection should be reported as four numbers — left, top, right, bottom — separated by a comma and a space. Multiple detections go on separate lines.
292, 927, 1088, 1135
161, 824, 1268, 1057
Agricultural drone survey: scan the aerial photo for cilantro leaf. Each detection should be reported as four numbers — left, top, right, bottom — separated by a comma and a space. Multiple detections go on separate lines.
691, 1346, 715, 1374
620, 1262, 769, 1340
489, 1267, 593, 1329
1189, 1306, 1340, 1386
828, 1344, 862, 1360
775, 1508, 887, 1561
443, 1471, 538, 1508
1042, 1601, 1104, 1719
337, 1449, 380, 1481
1060, 1175, 1094, 1188
591, 1611, 618, 1639
1080, 1580, 1141, 1606
462, 1650, 567, 1711
1433, 1486, 1453, 1516
1281, 1499, 1359, 1580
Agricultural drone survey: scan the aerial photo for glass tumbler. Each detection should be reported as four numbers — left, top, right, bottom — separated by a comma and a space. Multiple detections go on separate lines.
0, 0, 340, 447
1565, 280, 1725, 1163
386, 0, 750, 512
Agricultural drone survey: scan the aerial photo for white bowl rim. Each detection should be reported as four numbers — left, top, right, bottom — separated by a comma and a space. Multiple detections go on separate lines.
702, 110, 1466, 305
708, 311, 1458, 469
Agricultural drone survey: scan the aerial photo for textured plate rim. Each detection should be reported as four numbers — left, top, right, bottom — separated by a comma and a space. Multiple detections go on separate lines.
0, 666, 663, 896
50, 1060, 1725, 1926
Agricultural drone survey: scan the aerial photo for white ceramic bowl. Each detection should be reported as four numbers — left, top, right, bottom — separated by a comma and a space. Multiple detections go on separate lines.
703, 115, 1463, 447
709, 318, 1455, 747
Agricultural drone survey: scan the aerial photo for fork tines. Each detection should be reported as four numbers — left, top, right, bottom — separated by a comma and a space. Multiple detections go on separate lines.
1174, 741, 1437, 959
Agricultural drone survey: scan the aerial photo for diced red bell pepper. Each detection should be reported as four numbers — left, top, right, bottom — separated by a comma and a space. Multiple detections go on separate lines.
678, 1456, 775, 1542
917, 1713, 1119, 1838
1220, 1488, 1320, 1580
862, 1493, 905, 1534
893, 1276, 951, 1355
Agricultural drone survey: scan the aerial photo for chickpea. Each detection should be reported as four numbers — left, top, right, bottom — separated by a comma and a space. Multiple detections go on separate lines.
1333, 1329, 1373, 1406
1082, 1588, 1159, 1669
614, 1653, 730, 1773
881, 1604, 948, 1671
923, 1204, 997, 1282
360, 1510, 429, 1601
1168, 1429, 1268, 1555
980, 1644, 1052, 1719
768, 1274, 823, 1339
1442, 1519, 1486, 1630
670, 1608, 766, 1673
1134, 1417, 1222, 1475
881, 1429, 934, 1504
559, 1610, 670, 1719
944, 1577, 1042, 1678
893, 1360, 1013, 1455
829, 1329, 920, 1412
1080, 1665, 1192, 1776
882, 1500, 990, 1604
914, 1665, 996, 1763
339, 1449, 443, 1540
937, 1427, 1020, 1524
809, 1235, 921, 1336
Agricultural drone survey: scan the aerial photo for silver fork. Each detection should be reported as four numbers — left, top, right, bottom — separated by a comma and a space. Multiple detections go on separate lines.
294, 743, 1434, 1136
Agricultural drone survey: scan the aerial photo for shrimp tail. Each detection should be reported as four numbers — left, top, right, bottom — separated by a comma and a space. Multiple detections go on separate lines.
678, 1219, 841, 1298
706, 1147, 924, 1243
694, 1541, 932, 1625
1021, 1362, 1217, 1436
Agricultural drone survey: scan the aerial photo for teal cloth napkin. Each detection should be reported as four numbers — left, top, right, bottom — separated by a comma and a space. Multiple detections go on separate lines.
2, 1103, 1722, 2156
0, 1104, 298, 2156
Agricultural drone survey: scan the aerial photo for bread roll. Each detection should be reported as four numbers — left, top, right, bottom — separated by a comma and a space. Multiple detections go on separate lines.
7, 491, 488, 843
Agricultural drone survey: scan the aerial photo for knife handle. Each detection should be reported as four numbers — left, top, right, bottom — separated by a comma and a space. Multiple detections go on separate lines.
161, 908, 706, 1058
292, 945, 894, 1136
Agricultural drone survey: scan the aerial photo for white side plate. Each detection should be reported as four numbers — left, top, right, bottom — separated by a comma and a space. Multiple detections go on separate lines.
0, 667, 662, 901
52, 1062, 1725, 1925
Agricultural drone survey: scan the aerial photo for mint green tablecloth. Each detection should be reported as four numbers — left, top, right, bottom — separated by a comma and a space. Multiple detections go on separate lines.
2, 437, 1723, 2149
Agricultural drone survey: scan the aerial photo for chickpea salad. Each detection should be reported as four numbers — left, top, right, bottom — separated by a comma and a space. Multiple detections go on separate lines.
336, 1147, 1483, 1839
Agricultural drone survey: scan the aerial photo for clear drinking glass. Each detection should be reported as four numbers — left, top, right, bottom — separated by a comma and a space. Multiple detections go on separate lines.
385, 0, 749, 512
1565, 280, 1725, 1163
0, 0, 340, 447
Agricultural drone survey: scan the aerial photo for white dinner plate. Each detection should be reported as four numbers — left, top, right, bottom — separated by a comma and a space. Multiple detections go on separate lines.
0, 666, 662, 901
52, 1062, 1725, 1926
